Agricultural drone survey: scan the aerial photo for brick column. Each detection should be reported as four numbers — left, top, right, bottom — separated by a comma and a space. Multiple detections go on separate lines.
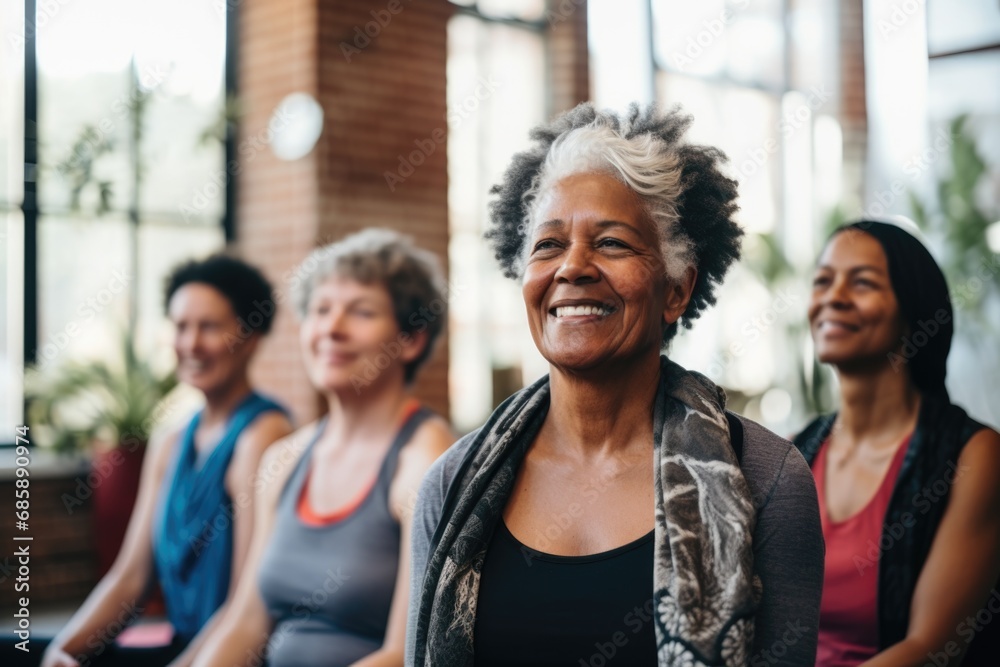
547, 0, 590, 116
840, 0, 867, 209
239, 0, 453, 424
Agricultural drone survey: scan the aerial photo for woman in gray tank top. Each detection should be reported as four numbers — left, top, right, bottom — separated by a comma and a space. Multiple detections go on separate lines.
192, 229, 455, 667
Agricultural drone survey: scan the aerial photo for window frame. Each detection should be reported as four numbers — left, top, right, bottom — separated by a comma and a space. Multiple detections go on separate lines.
3, 0, 239, 447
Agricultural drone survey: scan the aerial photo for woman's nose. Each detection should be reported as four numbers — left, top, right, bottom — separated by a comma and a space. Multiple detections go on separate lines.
554, 242, 599, 284
176, 327, 200, 353
323, 307, 349, 337
823, 276, 852, 308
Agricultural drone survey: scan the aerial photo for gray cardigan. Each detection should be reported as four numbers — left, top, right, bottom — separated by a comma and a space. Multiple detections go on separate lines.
405, 414, 824, 666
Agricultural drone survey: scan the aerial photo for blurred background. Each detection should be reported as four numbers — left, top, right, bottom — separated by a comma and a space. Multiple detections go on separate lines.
1, 0, 998, 628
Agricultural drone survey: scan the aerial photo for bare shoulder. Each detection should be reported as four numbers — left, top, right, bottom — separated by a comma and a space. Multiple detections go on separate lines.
232, 410, 295, 467
962, 426, 1000, 456
398, 414, 455, 474
391, 414, 455, 520
144, 420, 187, 480
955, 427, 1000, 491
252, 420, 320, 502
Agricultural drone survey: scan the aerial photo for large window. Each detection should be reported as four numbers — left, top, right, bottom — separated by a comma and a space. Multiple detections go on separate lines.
447, 1, 547, 433
3, 0, 233, 444
653, 0, 841, 431
590, 0, 842, 431
2, 0, 26, 438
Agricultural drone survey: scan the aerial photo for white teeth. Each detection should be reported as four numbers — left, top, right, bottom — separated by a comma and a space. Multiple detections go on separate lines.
554, 305, 611, 318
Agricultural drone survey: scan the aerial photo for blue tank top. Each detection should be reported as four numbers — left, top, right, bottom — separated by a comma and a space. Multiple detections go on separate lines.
154, 391, 287, 641
257, 406, 433, 667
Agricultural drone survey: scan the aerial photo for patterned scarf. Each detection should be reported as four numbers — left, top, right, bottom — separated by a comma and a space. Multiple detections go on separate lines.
411, 356, 760, 666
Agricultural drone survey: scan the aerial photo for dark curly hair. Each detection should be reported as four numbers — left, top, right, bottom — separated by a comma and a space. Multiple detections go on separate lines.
164, 253, 277, 335
485, 102, 743, 345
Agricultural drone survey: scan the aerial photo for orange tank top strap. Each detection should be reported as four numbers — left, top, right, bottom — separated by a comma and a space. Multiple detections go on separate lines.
297, 398, 424, 527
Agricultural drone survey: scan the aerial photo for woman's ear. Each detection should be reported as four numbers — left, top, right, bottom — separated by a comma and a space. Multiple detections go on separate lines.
663, 265, 697, 326
399, 328, 430, 366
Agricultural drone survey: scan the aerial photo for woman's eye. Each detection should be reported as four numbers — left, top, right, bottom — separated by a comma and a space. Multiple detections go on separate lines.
598, 238, 627, 249
532, 239, 559, 252
812, 276, 830, 287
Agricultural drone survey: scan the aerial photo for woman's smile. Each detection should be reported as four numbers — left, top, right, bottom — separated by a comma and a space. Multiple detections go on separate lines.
522, 172, 670, 369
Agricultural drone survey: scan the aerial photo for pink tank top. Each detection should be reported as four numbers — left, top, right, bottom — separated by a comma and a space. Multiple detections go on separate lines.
812, 433, 912, 666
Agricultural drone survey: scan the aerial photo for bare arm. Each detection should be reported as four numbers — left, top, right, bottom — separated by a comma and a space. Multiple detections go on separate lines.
863, 428, 1000, 666
169, 411, 292, 667
350, 417, 454, 667
191, 426, 314, 667
41, 428, 180, 667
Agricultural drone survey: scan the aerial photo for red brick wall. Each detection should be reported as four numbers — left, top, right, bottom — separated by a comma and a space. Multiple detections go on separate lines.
239, 0, 453, 423
239, 0, 322, 425
547, 0, 590, 116
0, 475, 95, 611
840, 0, 868, 208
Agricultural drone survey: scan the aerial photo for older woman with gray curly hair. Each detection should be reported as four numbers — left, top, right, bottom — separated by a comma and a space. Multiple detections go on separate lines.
192, 228, 455, 667
406, 104, 824, 667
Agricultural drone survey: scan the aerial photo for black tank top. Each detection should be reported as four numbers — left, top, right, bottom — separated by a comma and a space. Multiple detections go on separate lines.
257, 406, 432, 667
474, 520, 657, 666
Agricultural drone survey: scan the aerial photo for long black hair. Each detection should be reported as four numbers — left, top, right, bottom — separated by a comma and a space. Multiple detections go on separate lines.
831, 220, 953, 397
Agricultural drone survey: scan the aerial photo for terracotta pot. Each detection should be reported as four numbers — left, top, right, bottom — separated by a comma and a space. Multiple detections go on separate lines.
90, 443, 147, 576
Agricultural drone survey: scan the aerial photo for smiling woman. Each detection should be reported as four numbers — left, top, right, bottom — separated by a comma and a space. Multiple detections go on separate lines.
795, 220, 1000, 667
190, 229, 455, 667
406, 102, 825, 667
35, 254, 293, 667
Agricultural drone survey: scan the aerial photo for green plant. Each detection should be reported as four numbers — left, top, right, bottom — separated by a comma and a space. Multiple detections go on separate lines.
26, 331, 177, 454
740, 232, 836, 417
56, 125, 116, 214
910, 114, 1000, 313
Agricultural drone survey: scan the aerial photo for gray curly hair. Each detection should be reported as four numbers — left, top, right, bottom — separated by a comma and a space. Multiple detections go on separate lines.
486, 102, 743, 344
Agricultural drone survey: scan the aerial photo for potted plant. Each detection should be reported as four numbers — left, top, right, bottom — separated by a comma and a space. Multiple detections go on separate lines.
26, 330, 177, 576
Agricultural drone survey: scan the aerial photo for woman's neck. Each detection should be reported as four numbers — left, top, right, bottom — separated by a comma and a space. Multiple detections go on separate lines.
322, 375, 410, 446
200, 375, 254, 428
545, 349, 662, 458
834, 362, 921, 446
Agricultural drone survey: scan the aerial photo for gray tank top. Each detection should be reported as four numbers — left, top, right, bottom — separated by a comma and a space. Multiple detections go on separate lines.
258, 406, 432, 667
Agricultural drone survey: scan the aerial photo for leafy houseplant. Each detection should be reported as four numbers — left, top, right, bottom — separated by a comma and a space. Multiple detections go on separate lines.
27, 331, 177, 577
909, 113, 1000, 427
742, 232, 836, 419
910, 114, 1000, 316
27, 330, 177, 455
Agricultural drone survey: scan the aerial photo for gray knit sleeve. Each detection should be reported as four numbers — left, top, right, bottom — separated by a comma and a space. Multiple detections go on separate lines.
748, 442, 825, 666
405, 433, 476, 666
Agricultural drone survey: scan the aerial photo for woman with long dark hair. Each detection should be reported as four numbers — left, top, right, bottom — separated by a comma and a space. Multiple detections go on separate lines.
795, 220, 1000, 666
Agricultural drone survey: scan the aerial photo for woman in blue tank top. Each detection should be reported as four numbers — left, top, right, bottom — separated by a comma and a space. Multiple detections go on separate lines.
41, 255, 293, 667
193, 229, 454, 667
